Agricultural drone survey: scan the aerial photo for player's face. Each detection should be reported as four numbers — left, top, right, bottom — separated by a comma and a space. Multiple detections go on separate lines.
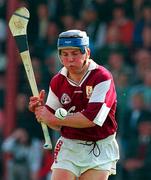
60, 48, 89, 74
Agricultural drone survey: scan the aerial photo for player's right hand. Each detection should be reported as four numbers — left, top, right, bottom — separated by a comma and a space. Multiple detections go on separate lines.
28, 89, 45, 112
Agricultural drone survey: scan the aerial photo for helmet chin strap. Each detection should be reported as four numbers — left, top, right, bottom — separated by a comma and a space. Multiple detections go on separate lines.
82, 59, 87, 68
81, 48, 90, 69
79, 56, 89, 74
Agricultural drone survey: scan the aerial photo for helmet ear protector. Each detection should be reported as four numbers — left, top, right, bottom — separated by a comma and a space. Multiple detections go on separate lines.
57, 30, 89, 54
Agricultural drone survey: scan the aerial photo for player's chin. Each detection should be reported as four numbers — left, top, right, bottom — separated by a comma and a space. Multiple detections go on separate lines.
68, 66, 82, 73
67, 66, 76, 72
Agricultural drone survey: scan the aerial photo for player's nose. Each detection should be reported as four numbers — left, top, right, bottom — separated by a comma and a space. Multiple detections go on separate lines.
67, 55, 76, 62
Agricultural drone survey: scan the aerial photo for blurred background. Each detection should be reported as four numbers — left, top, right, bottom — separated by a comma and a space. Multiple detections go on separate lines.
1, 0, 151, 180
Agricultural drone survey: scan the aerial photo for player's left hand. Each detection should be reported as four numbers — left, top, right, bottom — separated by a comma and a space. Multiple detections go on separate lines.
29, 89, 45, 112
35, 105, 52, 124
35, 106, 62, 131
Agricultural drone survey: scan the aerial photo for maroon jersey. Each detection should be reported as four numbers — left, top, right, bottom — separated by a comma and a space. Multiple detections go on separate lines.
46, 60, 117, 141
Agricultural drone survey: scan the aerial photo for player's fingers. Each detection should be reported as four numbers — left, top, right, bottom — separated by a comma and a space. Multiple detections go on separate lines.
29, 96, 41, 105
29, 100, 40, 112
29, 92, 45, 112
30, 96, 39, 101
39, 90, 45, 104
28, 104, 35, 112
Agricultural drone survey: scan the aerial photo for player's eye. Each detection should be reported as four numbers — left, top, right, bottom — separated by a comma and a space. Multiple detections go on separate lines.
72, 52, 80, 56
61, 52, 68, 56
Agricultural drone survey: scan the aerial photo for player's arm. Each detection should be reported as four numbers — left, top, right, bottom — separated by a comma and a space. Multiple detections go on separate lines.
44, 106, 61, 131
35, 106, 95, 128
52, 112, 96, 128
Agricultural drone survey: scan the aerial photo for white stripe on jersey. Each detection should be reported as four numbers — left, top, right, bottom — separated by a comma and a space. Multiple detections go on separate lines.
93, 103, 110, 126
89, 79, 111, 103
46, 88, 62, 111
67, 70, 91, 87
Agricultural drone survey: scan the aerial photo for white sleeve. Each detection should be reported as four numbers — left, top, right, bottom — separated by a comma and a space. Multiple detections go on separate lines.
93, 103, 110, 126
45, 87, 62, 111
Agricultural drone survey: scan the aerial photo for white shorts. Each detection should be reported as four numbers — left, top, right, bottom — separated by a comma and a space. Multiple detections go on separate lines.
51, 134, 119, 177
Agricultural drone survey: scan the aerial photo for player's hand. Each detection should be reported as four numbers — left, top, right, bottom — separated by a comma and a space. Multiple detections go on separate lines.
35, 106, 62, 131
28, 89, 45, 112
35, 105, 52, 124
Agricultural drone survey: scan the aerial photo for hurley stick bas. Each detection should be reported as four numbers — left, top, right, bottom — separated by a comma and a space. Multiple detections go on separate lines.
8, 7, 52, 149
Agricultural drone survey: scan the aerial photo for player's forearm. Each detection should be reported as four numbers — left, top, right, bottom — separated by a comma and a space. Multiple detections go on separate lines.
48, 112, 95, 128
35, 106, 95, 129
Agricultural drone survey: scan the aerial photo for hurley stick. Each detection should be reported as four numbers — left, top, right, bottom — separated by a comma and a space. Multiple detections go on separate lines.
8, 7, 52, 149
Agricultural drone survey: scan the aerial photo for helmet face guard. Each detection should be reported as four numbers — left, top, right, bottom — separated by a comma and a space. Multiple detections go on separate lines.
57, 30, 89, 54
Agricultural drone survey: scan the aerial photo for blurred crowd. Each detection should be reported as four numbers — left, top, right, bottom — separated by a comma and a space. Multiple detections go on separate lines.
1, 0, 151, 180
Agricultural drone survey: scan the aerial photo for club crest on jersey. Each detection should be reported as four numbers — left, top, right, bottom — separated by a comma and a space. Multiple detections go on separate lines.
61, 93, 71, 104
86, 86, 93, 99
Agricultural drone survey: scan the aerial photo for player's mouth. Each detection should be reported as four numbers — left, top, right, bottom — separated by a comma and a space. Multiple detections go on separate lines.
68, 65, 76, 68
